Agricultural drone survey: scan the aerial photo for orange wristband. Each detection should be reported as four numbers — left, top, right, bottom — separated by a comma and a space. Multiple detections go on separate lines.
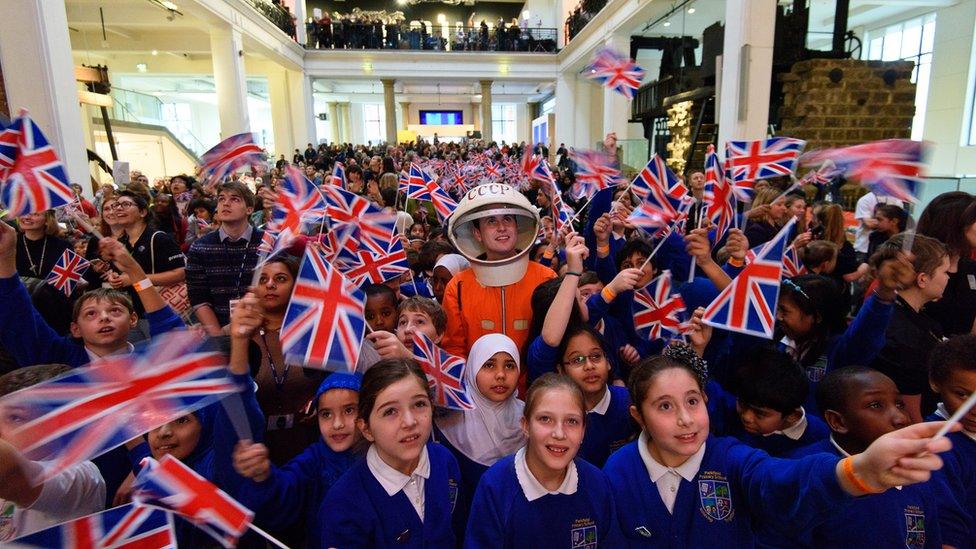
727, 257, 744, 268
601, 286, 617, 303
841, 456, 883, 494
597, 244, 610, 255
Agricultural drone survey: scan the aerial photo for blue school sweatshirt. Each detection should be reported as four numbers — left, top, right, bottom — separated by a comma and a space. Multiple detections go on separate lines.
464, 454, 621, 548
432, 424, 488, 518
0, 274, 184, 369
233, 440, 359, 548
579, 385, 637, 467
318, 442, 463, 549
705, 381, 829, 458
603, 435, 849, 547
925, 411, 976, 548
783, 438, 942, 548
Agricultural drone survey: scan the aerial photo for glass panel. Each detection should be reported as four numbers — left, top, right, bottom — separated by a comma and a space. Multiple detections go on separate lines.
901, 24, 922, 59
882, 29, 902, 61
921, 20, 936, 54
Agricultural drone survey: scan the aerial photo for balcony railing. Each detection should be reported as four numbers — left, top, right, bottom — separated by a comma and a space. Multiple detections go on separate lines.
565, 0, 609, 43
306, 23, 558, 53
245, 0, 297, 41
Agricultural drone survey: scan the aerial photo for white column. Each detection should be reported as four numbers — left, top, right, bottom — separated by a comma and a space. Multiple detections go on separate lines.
399, 101, 411, 131
328, 102, 340, 144
603, 34, 632, 139
0, 0, 89, 192
480, 80, 493, 143
717, 0, 776, 147
340, 103, 352, 144
289, 71, 315, 146
293, 0, 307, 46
210, 26, 250, 138
267, 68, 292, 156
575, 75, 592, 149
554, 71, 576, 148
382, 79, 398, 145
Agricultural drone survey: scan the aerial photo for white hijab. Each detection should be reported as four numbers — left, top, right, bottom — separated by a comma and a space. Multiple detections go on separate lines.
433, 253, 470, 277
438, 333, 525, 466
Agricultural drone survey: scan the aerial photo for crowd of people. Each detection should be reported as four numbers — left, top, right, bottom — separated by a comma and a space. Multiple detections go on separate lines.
305, 12, 558, 53
565, 0, 609, 43
1, 132, 975, 548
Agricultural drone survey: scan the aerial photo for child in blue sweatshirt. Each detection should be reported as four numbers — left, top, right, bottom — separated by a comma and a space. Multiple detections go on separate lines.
926, 335, 976, 548
464, 373, 622, 547
318, 358, 463, 548
706, 344, 828, 457
784, 366, 943, 548
232, 372, 364, 548
602, 349, 956, 547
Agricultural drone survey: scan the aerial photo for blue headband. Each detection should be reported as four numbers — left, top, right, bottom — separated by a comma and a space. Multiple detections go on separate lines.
314, 372, 363, 408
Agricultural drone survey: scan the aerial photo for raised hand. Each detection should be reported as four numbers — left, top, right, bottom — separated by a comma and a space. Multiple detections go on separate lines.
233, 440, 271, 482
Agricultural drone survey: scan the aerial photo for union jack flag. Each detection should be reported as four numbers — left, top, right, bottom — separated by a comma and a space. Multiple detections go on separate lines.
805, 139, 924, 203
273, 166, 327, 240
702, 144, 736, 241
1, 329, 236, 478
280, 246, 366, 371
257, 228, 279, 255
569, 148, 621, 200
428, 184, 459, 223
330, 161, 346, 187
484, 160, 502, 179
407, 163, 432, 201
411, 332, 475, 411
725, 138, 806, 201
9, 503, 175, 549
744, 242, 806, 278
541, 178, 574, 232
322, 185, 396, 255
630, 154, 679, 202
584, 46, 646, 100
198, 133, 264, 185
703, 218, 797, 338
133, 456, 253, 548
398, 170, 410, 195
799, 160, 839, 187
633, 270, 687, 341
46, 249, 91, 297
335, 236, 410, 286
628, 160, 694, 238
0, 110, 75, 217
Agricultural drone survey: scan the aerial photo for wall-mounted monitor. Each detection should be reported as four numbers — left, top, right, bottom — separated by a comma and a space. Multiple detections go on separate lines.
420, 110, 463, 125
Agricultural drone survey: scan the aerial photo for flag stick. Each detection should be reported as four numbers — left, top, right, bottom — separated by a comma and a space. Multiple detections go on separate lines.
219, 392, 254, 443
639, 224, 675, 272
565, 194, 594, 225
687, 206, 706, 283
247, 522, 291, 549
932, 390, 976, 441
65, 207, 104, 239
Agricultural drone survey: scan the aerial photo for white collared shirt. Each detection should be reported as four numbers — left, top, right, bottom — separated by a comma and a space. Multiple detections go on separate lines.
366, 444, 430, 521
514, 446, 579, 502
762, 407, 808, 441
84, 342, 135, 365
636, 431, 706, 513
590, 387, 612, 415
935, 403, 976, 442
219, 223, 253, 244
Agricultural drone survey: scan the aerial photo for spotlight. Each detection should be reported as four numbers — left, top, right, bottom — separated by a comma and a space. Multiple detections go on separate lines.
151, 49, 159, 56
663, 20, 671, 27
687, 7, 696, 14
136, 62, 148, 72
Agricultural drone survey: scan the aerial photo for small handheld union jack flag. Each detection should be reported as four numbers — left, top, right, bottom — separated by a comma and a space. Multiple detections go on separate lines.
702, 144, 736, 241
322, 185, 397, 256
335, 236, 410, 286
330, 161, 346, 187
798, 160, 839, 188
568, 148, 621, 200
630, 154, 678, 203
627, 158, 694, 238
9, 503, 175, 549
407, 163, 433, 201
805, 139, 924, 203
428, 184, 459, 223
273, 165, 327, 240
281, 246, 366, 371
412, 332, 475, 411
703, 218, 797, 338
633, 270, 687, 342
46, 248, 91, 297
133, 455, 253, 548
0, 329, 236, 479
198, 132, 264, 185
0, 110, 75, 217
584, 46, 646, 100
744, 242, 806, 279
725, 137, 806, 202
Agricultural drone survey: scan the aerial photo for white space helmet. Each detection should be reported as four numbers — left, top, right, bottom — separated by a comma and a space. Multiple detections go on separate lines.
447, 183, 540, 286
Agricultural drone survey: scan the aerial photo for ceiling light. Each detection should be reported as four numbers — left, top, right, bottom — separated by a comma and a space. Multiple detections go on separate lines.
151, 49, 159, 56
160, 1, 178, 10
437, 14, 446, 24
687, 7, 696, 14
136, 63, 148, 72
663, 20, 671, 27
522, 10, 530, 19
396, 0, 407, 5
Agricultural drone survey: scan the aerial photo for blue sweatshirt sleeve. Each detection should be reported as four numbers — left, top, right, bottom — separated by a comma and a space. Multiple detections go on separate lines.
827, 293, 893, 371
527, 336, 560, 384
0, 275, 87, 367
239, 444, 327, 531
733, 443, 850, 530
212, 374, 266, 488
583, 188, 614, 271
146, 305, 185, 337
585, 293, 610, 327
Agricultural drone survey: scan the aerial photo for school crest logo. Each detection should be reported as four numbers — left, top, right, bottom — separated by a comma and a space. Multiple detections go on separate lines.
448, 479, 459, 513
698, 474, 734, 522
805, 356, 828, 382
905, 507, 925, 548
0, 502, 16, 541
570, 518, 598, 549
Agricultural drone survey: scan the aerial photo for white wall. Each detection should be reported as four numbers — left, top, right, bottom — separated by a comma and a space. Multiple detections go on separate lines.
921, 0, 976, 177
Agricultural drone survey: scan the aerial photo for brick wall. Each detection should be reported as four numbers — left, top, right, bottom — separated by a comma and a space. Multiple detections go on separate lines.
778, 58, 917, 149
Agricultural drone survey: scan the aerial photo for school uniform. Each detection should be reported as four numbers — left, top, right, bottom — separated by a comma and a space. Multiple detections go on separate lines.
464, 448, 621, 548
603, 433, 849, 547
579, 386, 637, 467
927, 405, 976, 548
235, 441, 359, 549
783, 437, 942, 548
705, 382, 829, 457
318, 442, 463, 549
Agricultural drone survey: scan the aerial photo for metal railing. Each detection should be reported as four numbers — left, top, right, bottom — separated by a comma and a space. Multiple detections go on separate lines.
565, 0, 609, 43
245, 0, 297, 41
110, 88, 208, 155
305, 23, 558, 53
